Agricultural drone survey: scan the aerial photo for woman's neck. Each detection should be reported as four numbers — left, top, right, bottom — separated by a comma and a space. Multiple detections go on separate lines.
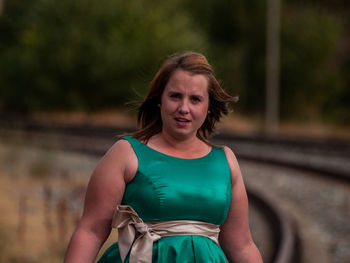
147, 131, 210, 158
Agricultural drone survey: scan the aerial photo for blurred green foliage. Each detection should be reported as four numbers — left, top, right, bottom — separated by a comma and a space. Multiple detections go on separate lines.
281, 6, 345, 121
0, 0, 207, 111
0, 0, 349, 124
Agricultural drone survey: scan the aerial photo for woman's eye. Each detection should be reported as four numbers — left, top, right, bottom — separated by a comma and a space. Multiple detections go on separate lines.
191, 96, 201, 102
170, 93, 181, 98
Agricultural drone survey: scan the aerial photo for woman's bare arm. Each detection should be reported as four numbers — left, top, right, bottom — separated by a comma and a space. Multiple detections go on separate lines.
64, 140, 137, 263
219, 146, 263, 263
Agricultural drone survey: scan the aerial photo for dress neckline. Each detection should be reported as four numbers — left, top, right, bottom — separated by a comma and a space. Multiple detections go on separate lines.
130, 136, 214, 160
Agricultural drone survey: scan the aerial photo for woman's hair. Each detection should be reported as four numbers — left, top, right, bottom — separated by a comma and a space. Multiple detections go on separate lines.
131, 51, 238, 143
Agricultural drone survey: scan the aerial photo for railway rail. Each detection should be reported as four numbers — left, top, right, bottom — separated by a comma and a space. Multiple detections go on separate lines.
1, 118, 349, 263
1, 117, 348, 181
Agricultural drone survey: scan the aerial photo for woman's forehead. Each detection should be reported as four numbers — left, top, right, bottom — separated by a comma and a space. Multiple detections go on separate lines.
165, 70, 208, 92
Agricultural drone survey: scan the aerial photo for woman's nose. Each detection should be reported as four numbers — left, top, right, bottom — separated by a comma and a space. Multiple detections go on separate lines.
178, 100, 190, 114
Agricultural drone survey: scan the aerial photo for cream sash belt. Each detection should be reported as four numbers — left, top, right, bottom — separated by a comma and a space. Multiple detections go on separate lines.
112, 205, 221, 263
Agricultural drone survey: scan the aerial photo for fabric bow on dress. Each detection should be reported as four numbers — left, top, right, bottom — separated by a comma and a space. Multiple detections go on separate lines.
112, 205, 221, 263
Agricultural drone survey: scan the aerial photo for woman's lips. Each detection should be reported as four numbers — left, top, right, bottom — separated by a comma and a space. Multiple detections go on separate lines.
174, 117, 191, 127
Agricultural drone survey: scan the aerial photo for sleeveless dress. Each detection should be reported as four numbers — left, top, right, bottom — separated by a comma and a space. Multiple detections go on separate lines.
98, 136, 232, 263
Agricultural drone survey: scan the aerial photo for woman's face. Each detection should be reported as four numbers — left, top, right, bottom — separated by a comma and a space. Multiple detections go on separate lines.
160, 69, 209, 140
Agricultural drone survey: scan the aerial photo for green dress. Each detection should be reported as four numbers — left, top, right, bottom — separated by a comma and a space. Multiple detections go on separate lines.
98, 136, 232, 262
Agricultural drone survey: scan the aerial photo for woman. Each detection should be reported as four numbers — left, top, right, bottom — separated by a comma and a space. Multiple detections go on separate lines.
64, 51, 263, 263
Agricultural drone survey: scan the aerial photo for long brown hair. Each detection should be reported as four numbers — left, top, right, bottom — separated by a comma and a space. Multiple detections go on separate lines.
131, 51, 238, 143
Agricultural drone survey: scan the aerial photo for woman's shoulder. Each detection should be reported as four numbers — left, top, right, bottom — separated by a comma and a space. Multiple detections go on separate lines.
221, 145, 235, 157
220, 145, 238, 165
94, 138, 138, 181
220, 145, 241, 181
108, 137, 135, 155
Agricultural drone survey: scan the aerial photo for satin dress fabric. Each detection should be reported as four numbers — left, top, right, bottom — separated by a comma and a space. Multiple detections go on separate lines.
97, 136, 232, 263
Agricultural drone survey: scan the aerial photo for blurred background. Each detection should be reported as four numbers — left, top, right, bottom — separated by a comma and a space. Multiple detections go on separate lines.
1, 0, 349, 131
0, 0, 349, 262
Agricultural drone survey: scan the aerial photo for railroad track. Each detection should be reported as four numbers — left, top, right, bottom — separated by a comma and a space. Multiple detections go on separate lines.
1, 118, 349, 263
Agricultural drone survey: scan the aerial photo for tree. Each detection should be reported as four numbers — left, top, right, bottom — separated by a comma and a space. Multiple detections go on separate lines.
0, 0, 207, 112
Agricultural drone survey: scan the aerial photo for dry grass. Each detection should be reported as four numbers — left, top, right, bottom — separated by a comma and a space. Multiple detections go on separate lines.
217, 113, 350, 140
31, 110, 350, 140
31, 110, 137, 129
0, 143, 98, 263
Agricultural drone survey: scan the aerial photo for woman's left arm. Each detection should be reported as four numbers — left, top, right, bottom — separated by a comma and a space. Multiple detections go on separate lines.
219, 146, 263, 263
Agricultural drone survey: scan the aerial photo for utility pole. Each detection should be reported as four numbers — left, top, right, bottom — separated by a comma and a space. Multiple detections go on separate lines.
0, 0, 4, 16
265, 0, 281, 134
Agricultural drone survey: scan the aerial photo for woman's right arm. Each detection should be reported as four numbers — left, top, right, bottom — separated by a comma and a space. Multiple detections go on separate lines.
64, 139, 137, 263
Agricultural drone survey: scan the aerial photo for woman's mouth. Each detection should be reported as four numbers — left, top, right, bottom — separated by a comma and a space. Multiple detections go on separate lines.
174, 117, 191, 127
